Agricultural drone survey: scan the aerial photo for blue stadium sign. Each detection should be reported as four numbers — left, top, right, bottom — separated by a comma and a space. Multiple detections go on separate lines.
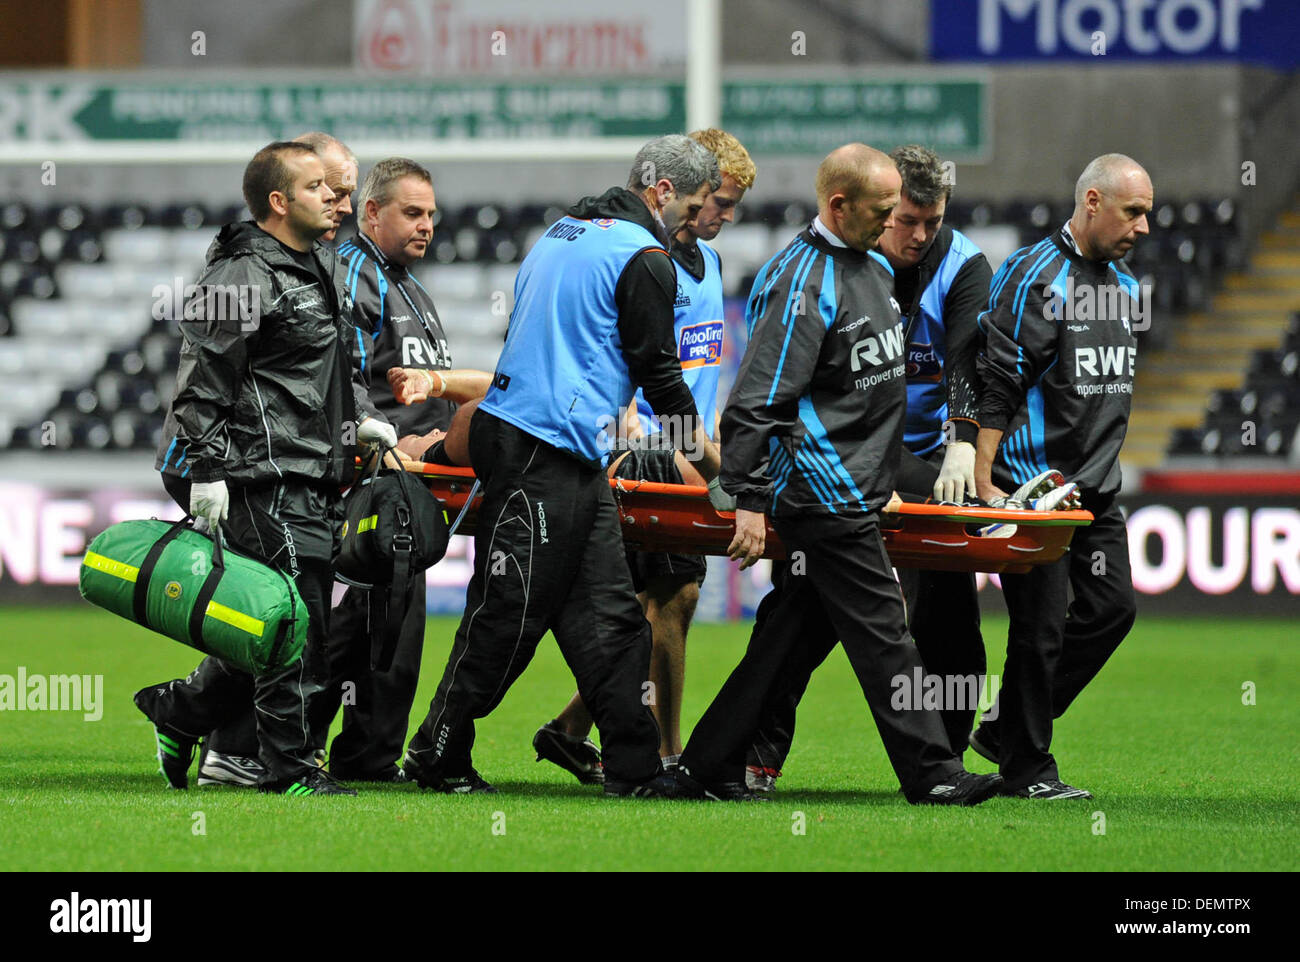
931, 0, 1299, 66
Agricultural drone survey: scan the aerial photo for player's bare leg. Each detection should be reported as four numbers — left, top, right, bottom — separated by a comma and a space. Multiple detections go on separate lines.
641, 576, 699, 758
553, 692, 593, 735
535, 447, 706, 778
547, 574, 697, 758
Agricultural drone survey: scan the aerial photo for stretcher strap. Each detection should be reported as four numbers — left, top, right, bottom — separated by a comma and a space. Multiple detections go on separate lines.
446, 478, 480, 537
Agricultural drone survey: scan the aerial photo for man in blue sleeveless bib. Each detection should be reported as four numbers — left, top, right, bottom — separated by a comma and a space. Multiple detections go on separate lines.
533, 129, 758, 783
402, 135, 726, 797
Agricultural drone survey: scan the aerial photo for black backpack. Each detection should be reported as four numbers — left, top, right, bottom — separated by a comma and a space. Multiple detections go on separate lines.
335, 449, 449, 670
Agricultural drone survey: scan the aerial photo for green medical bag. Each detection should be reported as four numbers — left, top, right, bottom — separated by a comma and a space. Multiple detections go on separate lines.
79, 517, 306, 674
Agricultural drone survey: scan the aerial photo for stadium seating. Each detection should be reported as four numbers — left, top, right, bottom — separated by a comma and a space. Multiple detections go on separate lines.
1167, 311, 1300, 459
1, 195, 1270, 459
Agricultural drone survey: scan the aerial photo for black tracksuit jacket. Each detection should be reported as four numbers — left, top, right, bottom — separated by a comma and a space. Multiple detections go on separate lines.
722, 223, 906, 516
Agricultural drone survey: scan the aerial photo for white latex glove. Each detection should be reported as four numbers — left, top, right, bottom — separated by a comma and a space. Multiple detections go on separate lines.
707, 476, 737, 512
357, 416, 398, 450
190, 480, 229, 528
934, 441, 976, 503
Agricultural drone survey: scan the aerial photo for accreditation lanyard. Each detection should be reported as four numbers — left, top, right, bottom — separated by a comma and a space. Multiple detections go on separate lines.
357, 232, 448, 361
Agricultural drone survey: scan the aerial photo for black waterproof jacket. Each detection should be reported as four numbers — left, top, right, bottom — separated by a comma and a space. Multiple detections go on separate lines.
156, 221, 377, 486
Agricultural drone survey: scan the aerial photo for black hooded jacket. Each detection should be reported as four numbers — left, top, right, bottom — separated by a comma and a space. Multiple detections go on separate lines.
156, 221, 377, 486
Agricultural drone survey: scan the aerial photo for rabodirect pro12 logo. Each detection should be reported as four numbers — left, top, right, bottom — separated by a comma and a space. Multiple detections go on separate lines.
679, 320, 723, 368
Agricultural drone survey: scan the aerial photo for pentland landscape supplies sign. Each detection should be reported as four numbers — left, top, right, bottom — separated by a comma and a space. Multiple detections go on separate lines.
0, 74, 987, 159
0, 78, 687, 143
724, 77, 989, 160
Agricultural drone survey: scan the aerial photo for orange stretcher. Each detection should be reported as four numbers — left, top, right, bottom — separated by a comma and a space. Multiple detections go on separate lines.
407, 462, 1093, 575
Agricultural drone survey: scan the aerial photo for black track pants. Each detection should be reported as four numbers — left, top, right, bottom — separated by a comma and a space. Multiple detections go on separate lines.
984, 494, 1136, 787
316, 575, 427, 777
745, 446, 986, 769
144, 477, 338, 783
406, 411, 662, 784
682, 512, 961, 799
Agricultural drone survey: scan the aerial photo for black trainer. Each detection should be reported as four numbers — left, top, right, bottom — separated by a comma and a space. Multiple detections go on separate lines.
259, 767, 358, 797
604, 771, 698, 799
703, 781, 770, 802
532, 720, 604, 785
676, 767, 770, 802
133, 686, 197, 790
912, 770, 1004, 806
1001, 779, 1093, 800
403, 753, 497, 794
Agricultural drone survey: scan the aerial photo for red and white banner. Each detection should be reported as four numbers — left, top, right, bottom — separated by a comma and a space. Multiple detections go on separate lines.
3, 482, 1298, 618
354, 0, 688, 76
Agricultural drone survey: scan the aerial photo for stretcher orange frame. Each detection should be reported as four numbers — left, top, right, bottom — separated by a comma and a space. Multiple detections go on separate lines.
406, 462, 1093, 575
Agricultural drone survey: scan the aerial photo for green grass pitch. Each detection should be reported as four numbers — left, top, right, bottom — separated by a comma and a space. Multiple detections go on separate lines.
0, 607, 1294, 871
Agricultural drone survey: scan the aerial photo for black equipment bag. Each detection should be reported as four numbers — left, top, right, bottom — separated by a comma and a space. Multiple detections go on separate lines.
335, 448, 449, 670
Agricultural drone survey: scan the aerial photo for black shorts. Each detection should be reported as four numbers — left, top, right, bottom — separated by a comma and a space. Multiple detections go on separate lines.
610, 437, 707, 594
422, 439, 456, 466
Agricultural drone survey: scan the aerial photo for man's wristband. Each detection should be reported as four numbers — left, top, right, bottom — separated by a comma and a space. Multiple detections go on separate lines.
944, 418, 980, 446
423, 370, 446, 398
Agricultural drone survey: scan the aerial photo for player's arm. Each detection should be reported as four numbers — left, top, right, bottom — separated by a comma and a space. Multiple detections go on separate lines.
719, 265, 829, 566
622, 399, 647, 441
616, 247, 720, 481
974, 260, 1058, 501
934, 252, 992, 501
388, 367, 493, 406
973, 426, 1006, 502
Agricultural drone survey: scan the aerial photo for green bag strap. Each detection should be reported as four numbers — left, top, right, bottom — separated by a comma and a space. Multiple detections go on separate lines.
133, 516, 195, 626
187, 522, 227, 648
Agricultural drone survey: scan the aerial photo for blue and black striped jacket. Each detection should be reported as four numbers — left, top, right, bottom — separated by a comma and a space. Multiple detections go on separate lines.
977, 227, 1140, 497
721, 224, 907, 517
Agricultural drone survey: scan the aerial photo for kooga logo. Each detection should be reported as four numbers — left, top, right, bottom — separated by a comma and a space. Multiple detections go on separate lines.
977, 0, 1265, 56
